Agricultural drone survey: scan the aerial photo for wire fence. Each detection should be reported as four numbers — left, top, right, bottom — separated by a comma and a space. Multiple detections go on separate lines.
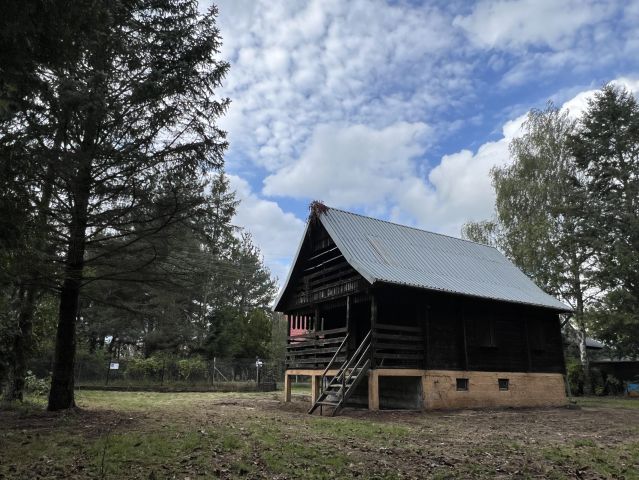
29, 354, 285, 392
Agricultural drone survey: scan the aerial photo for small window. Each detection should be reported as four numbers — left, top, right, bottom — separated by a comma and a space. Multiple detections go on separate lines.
498, 378, 509, 391
456, 378, 469, 391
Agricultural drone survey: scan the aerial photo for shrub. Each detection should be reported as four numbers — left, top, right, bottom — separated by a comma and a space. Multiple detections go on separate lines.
566, 359, 584, 395
177, 357, 206, 382
24, 371, 50, 397
126, 356, 163, 381
590, 367, 605, 396
604, 374, 623, 395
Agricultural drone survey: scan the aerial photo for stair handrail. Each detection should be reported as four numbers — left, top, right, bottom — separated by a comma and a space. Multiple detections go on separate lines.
344, 344, 371, 386
340, 330, 371, 374
336, 330, 371, 390
320, 333, 349, 395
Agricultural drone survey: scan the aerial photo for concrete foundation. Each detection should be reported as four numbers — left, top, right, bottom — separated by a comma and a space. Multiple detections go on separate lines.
284, 368, 567, 410
422, 370, 567, 409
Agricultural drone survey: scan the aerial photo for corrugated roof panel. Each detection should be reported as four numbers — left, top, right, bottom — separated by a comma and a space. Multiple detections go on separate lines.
320, 208, 571, 312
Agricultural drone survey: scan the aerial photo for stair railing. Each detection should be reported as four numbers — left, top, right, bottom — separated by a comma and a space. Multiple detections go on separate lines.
320, 333, 349, 396
343, 343, 371, 388
339, 330, 371, 385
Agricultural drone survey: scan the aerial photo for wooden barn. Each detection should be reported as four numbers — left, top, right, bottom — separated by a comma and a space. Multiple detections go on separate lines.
276, 205, 571, 415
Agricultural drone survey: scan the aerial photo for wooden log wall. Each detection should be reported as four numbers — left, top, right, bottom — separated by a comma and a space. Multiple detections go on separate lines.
281, 223, 367, 310
372, 323, 424, 368
285, 327, 348, 369
423, 292, 565, 374
374, 285, 565, 374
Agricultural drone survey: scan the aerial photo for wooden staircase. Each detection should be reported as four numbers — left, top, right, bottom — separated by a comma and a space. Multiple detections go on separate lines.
308, 330, 372, 416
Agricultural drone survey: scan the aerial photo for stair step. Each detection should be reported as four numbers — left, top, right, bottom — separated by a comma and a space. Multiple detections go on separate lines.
326, 384, 356, 392
307, 330, 373, 417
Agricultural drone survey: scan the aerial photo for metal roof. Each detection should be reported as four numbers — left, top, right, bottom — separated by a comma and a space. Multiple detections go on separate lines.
275, 207, 572, 312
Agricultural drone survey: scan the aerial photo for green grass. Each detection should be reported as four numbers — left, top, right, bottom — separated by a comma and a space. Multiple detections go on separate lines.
2, 392, 639, 479
543, 442, 639, 479
576, 395, 639, 409
77, 379, 266, 392
76, 389, 266, 411
290, 382, 311, 393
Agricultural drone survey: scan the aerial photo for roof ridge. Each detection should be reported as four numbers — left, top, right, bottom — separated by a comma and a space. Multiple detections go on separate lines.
324, 206, 498, 250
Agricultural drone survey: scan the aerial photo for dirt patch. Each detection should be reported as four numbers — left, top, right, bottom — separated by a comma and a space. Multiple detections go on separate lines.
2, 393, 638, 479
0, 407, 136, 434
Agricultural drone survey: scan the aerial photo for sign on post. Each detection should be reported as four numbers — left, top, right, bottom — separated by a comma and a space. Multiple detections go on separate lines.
109, 362, 119, 370
255, 358, 263, 384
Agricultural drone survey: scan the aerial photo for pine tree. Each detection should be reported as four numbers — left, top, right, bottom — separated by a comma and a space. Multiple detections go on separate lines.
569, 85, 639, 359
0, 0, 230, 409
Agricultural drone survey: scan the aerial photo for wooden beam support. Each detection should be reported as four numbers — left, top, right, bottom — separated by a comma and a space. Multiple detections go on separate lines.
346, 295, 354, 354
368, 370, 379, 411
524, 316, 532, 372
311, 375, 321, 404
370, 294, 378, 368
462, 312, 469, 371
314, 305, 320, 332
424, 304, 430, 369
284, 373, 291, 403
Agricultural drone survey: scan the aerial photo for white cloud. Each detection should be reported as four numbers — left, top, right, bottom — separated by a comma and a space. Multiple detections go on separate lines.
560, 77, 639, 118
561, 89, 598, 118
395, 114, 527, 235
212, 0, 465, 172
260, 114, 527, 237
204, 0, 639, 284
454, 0, 614, 51
262, 122, 430, 208
228, 175, 305, 284
453, 1, 628, 88
411, 77, 639, 235
614, 77, 639, 93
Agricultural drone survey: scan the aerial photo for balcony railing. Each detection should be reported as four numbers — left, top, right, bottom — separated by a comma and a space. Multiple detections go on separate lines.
286, 327, 348, 370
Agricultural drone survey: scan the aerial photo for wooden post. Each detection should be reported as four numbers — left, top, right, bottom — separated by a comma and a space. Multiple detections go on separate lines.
368, 370, 379, 411
346, 295, 353, 354
284, 373, 291, 402
461, 310, 469, 371
370, 294, 377, 368
314, 305, 321, 331
421, 374, 428, 410
311, 375, 320, 404
524, 316, 532, 372
423, 303, 430, 370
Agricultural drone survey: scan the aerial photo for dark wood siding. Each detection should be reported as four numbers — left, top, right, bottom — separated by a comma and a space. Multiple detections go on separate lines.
375, 285, 565, 374
282, 228, 565, 375
280, 223, 367, 311
426, 299, 465, 370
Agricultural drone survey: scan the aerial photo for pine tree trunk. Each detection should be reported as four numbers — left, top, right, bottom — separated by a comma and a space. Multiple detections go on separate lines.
47, 275, 80, 410
47, 159, 92, 411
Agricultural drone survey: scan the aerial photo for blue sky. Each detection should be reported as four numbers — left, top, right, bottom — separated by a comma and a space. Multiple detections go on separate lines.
205, 0, 639, 284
